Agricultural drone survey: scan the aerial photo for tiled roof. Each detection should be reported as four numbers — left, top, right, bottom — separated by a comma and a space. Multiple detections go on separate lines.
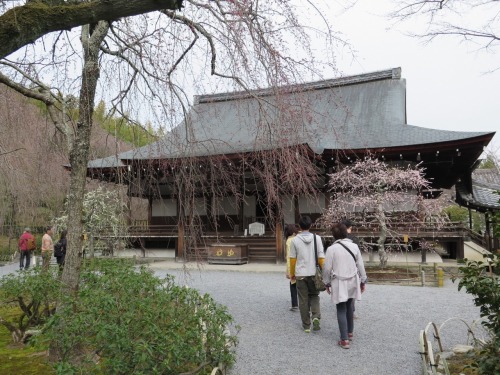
90, 67, 495, 166
456, 168, 500, 210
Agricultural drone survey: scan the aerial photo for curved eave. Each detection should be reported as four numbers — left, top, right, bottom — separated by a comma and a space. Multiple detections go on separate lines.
456, 182, 500, 212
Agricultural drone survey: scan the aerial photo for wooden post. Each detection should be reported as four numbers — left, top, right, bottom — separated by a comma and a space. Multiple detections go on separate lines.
293, 195, 299, 224
148, 196, 153, 228
275, 221, 283, 264
468, 207, 472, 230
177, 220, 184, 260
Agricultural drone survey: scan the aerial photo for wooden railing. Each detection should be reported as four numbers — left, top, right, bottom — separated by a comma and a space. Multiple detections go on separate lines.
463, 227, 490, 250
96, 225, 178, 237
314, 221, 469, 239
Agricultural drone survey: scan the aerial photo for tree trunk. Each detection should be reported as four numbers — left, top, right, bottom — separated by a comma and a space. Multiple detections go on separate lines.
51, 21, 109, 362
376, 197, 388, 268
60, 21, 109, 295
0, 0, 182, 59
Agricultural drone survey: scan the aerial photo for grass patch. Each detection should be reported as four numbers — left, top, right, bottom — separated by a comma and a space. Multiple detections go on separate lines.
0, 305, 54, 375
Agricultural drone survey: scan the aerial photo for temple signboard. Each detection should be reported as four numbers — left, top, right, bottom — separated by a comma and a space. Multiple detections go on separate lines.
208, 244, 248, 265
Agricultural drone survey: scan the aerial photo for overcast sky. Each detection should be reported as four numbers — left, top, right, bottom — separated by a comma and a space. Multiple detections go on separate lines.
319, 0, 499, 156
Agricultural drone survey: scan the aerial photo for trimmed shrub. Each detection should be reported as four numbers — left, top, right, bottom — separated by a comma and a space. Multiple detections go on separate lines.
457, 254, 500, 374
44, 259, 237, 374
0, 268, 60, 343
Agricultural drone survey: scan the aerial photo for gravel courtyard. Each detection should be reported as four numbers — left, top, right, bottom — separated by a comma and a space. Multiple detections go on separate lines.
152, 265, 482, 375
0, 261, 483, 375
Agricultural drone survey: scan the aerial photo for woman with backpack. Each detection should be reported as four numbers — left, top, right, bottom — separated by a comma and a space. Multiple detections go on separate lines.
54, 229, 67, 271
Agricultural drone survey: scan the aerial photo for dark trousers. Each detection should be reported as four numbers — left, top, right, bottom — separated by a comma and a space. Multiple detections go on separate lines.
296, 276, 321, 329
290, 281, 298, 308
55, 255, 65, 271
336, 298, 354, 340
19, 250, 30, 269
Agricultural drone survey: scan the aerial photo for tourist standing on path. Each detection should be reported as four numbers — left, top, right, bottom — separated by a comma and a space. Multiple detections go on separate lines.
18, 227, 35, 270
54, 229, 67, 271
285, 224, 299, 311
342, 219, 361, 318
323, 222, 367, 349
289, 216, 325, 333
41, 226, 54, 271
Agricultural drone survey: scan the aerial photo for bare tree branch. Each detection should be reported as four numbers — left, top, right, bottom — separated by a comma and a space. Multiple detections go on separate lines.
0, 0, 183, 59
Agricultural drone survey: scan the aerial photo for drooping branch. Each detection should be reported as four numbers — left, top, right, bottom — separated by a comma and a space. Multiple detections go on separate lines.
0, 70, 71, 138
0, 0, 183, 59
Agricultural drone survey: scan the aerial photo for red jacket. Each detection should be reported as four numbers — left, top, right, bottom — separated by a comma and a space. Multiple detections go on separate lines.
18, 232, 34, 251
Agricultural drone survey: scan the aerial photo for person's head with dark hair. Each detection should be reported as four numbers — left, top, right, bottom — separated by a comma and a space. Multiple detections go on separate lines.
45, 226, 53, 234
60, 229, 67, 240
331, 222, 348, 240
284, 224, 298, 238
341, 219, 353, 229
298, 216, 312, 231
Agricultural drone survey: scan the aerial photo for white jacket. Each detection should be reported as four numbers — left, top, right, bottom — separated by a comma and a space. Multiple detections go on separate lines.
322, 238, 367, 304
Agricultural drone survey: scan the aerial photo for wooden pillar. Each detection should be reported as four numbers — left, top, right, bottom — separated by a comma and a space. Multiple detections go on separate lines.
238, 197, 244, 234
148, 196, 153, 227
468, 207, 473, 230
485, 212, 491, 251
176, 196, 184, 260
294, 195, 300, 223
457, 237, 465, 259
177, 220, 184, 260
275, 221, 283, 264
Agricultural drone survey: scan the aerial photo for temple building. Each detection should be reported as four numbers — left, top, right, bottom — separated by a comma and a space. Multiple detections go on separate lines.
86, 68, 496, 262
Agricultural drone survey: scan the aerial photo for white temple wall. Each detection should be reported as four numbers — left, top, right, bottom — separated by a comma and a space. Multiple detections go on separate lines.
152, 199, 177, 216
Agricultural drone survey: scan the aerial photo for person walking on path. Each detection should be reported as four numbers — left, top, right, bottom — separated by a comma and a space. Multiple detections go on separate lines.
289, 216, 325, 333
41, 226, 54, 271
342, 219, 361, 318
18, 227, 35, 270
285, 224, 299, 311
323, 222, 367, 349
54, 229, 67, 272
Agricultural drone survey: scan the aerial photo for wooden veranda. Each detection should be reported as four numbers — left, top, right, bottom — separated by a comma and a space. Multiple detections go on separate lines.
94, 221, 486, 263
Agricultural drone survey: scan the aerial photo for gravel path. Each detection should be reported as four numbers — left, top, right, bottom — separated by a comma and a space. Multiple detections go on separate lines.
1, 262, 482, 375
155, 268, 481, 375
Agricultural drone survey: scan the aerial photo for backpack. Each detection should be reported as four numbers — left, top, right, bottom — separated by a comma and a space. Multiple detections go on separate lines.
54, 241, 64, 257
26, 237, 36, 251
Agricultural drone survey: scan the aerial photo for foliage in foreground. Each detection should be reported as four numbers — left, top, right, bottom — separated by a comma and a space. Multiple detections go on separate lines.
0, 268, 60, 343
43, 259, 237, 374
457, 253, 500, 374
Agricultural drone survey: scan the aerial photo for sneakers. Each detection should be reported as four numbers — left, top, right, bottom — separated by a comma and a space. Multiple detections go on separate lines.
338, 339, 350, 349
348, 333, 353, 341
312, 318, 320, 331
289, 306, 298, 312
304, 328, 311, 333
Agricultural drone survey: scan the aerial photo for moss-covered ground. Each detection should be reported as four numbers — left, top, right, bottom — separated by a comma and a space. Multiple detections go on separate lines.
0, 305, 54, 374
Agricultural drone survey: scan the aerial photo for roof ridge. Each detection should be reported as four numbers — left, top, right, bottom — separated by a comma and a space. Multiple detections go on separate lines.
195, 67, 402, 104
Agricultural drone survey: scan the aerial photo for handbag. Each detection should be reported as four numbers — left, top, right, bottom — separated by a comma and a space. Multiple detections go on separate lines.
313, 234, 326, 292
